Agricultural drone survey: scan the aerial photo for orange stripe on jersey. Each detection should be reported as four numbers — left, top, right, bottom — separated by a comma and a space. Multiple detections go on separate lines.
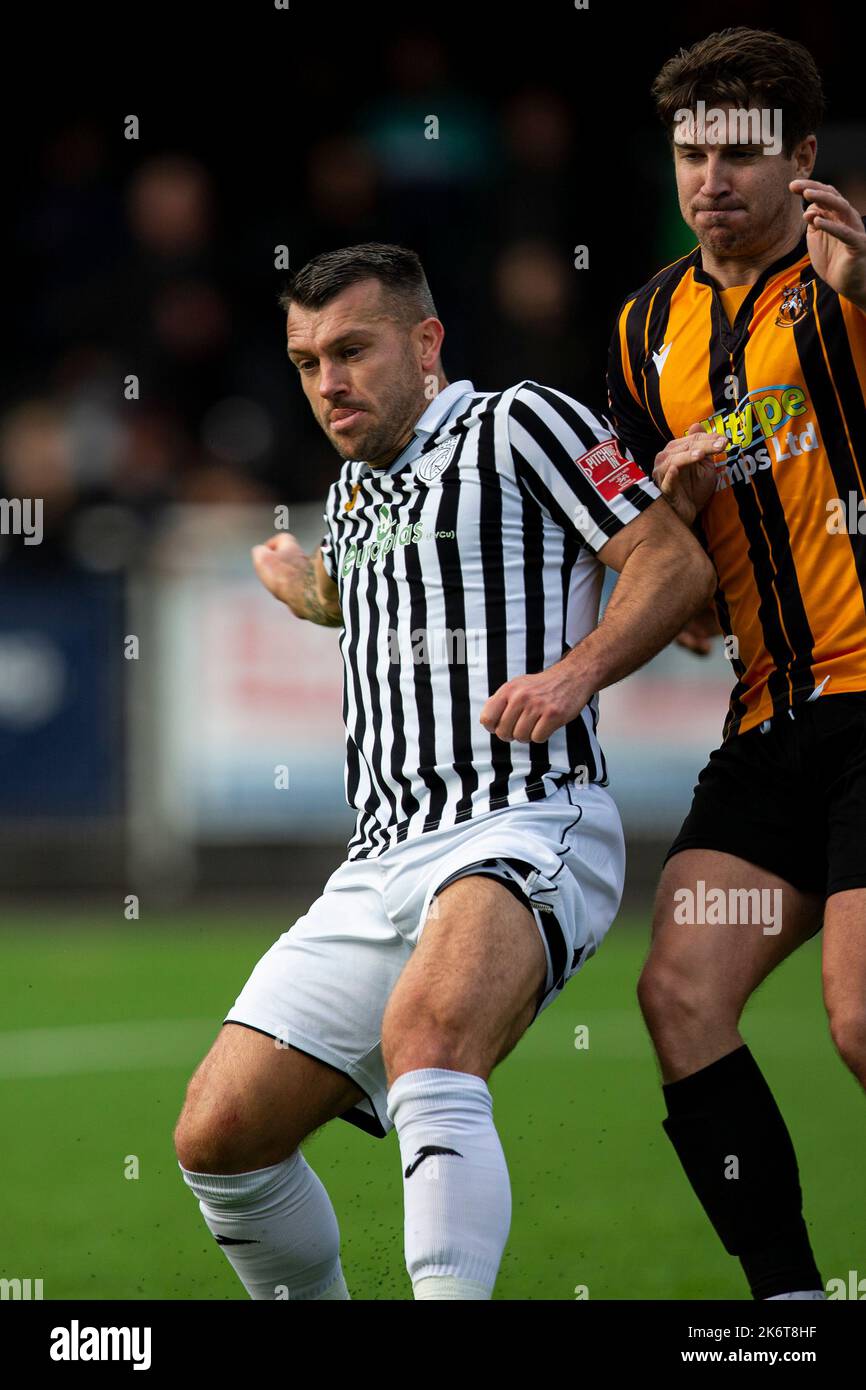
618, 301, 641, 407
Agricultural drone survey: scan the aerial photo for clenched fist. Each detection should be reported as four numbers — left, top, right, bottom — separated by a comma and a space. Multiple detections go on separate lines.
251, 533, 309, 606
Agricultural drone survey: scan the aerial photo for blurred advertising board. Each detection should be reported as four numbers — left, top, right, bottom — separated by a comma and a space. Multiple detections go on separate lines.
0, 574, 124, 816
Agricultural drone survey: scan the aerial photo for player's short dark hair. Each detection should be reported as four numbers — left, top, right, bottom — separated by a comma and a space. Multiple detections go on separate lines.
278, 243, 438, 328
652, 27, 825, 155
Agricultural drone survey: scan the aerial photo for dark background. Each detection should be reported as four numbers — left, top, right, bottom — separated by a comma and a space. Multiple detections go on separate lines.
3, 2, 862, 569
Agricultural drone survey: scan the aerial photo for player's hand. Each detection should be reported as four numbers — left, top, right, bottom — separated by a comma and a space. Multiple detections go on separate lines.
652, 425, 727, 525
674, 605, 720, 656
791, 179, 866, 309
480, 666, 589, 744
251, 532, 309, 605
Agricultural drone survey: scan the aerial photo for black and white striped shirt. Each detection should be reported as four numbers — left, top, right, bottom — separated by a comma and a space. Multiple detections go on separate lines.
319, 378, 659, 859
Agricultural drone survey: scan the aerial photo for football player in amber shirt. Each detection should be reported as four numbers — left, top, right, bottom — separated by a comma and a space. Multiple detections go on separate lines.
607, 27, 866, 1301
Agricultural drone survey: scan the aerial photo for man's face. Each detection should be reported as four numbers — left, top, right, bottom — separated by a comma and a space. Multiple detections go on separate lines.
673, 109, 814, 260
286, 278, 432, 465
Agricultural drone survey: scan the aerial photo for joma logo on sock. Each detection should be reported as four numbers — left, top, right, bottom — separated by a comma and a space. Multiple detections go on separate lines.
404, 1145, 463, 1179
50, 1321, 152, 1370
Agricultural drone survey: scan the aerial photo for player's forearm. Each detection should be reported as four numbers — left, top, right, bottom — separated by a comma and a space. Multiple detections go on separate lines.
565, 541, 716, 694
287, 557, 343, 626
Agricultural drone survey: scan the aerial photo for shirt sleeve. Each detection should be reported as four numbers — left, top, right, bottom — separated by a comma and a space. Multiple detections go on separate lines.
507, 379, 661, 555
606, 298, 669, 479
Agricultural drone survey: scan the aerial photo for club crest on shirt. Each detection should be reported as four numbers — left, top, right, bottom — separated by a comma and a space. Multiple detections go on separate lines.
415, 436, 459, 484
775, 281, 810, 327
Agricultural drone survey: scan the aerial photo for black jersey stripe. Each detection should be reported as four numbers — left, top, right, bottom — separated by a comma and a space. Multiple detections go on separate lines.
714, 584, 750, 741
733, 335, 816, 709
705, 295, 807, 722
477, 390, 515, 810
358, 521, 400, 840
795, 281, 866, 618
434, 400, 489, 823
697, 506, 750, 740
339, 502, 369, 836
642, 272, 682, 440
402, 482, 449, 838
519, 457, 553, 791
380, 473, 422, 834
813, 287, 866, 477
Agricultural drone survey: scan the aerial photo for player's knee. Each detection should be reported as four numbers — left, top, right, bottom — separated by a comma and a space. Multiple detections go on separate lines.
173, 1093, 261, 1174
173, 1108, 229, 1173
637, 957, 718, 1041
827, 1006, 866, 1085
382, 993, 473, 1077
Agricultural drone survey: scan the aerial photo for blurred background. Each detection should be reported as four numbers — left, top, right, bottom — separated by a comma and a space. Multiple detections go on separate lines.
1, 4, 864, 1300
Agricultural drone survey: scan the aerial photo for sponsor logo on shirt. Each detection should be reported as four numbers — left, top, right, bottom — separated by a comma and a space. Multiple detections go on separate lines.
701, 385, 819, 492
340, 502, 455, 575
574, 439, 645, 501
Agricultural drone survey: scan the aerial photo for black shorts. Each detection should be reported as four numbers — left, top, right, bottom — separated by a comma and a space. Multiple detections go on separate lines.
666, 692, 866, 898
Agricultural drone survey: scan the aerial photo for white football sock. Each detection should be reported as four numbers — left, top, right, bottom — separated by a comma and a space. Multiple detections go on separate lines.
386, 1067, 511, 1300
180, 1151, 349, 1300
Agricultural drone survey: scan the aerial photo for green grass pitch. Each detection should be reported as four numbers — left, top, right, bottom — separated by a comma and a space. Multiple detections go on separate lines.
1, 908, 862, 1300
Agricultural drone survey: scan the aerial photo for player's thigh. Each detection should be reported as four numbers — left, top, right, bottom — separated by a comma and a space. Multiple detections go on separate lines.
381, 873, 546, 1081
175, 1021, 364, 1170
641, 848, 822, 1019
822, 888, 866, 1064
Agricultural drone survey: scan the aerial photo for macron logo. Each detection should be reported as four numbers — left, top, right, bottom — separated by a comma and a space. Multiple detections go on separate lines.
50, 1320, 152, 1371
652, 342, 673, 376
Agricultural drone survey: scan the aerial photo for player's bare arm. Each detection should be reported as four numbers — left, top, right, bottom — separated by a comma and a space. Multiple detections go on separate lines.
792, 178, 866, 311
480, 499, 716, 743
651, 424, 727, 654
251, 532, 343, 627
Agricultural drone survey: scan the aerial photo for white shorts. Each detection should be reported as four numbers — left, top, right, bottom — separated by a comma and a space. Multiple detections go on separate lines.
224, 779, 625, 1137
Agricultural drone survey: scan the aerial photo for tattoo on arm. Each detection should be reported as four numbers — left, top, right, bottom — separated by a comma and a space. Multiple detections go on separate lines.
303, 558, 343, 626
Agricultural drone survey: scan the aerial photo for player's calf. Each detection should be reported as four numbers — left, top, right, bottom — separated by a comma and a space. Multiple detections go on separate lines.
640, 850, 824, 1299
382, 874, 545, 1301
174, 1024, 362, 1300
823, 888, 866, 1090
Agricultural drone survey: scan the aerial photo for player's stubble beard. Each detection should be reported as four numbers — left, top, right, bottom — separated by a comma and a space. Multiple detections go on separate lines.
326, 360, 431, 469
689, 180, 798, 265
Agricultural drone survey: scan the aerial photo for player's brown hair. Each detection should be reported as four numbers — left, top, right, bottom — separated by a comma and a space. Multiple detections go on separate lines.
278, 243, 438, 327
652, 27, 825, 154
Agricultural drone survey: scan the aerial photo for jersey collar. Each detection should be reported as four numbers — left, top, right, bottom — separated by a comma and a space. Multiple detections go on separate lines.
692, 232, 808, 352
356, 379, 475, 476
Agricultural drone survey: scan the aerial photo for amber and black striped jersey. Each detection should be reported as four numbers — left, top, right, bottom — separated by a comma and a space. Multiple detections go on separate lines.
607, 225, 866, 740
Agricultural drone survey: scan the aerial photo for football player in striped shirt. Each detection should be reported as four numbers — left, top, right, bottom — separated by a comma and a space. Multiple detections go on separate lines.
174, 242, 715, 1300
607, 27, 866, 1300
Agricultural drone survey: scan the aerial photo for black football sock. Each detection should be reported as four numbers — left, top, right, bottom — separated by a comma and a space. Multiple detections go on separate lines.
661, 1044, 822, 1299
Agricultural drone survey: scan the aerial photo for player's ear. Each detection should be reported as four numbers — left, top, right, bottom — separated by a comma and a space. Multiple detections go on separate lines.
793, 134, 817, 178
